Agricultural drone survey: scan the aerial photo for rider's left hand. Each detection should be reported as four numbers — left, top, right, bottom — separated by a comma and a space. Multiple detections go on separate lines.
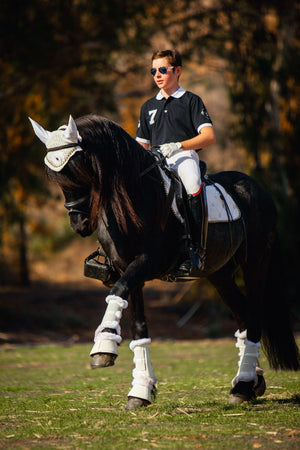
159, 142, 182, 158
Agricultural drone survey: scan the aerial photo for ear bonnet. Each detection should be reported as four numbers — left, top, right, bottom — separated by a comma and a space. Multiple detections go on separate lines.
29, 115, 82, 171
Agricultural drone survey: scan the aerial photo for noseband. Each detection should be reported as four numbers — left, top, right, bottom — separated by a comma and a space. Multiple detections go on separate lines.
64, 194, 90, 216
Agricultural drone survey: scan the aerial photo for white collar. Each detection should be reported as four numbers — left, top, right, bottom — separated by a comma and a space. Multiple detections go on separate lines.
156, 86, 186, 100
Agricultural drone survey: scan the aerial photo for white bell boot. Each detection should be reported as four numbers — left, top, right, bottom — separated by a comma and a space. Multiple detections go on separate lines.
90, 295, 128, 356
128, 338, 157, 403
232, 329, 264, 387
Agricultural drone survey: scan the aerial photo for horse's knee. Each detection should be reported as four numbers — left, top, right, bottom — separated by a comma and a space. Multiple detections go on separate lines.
110, 281, 130, 300
132, 321, 148, 340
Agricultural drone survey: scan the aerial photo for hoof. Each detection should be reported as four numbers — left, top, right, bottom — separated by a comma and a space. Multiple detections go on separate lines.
228, 393, 249, 404
91, 353, 117, 369
229, 380, 256, 404
126, 396, 150, 411
254, 374, 266, 397
228, 377, 266, 404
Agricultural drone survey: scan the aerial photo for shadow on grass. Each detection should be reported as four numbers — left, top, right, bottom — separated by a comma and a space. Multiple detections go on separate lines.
272, 393, 300, 405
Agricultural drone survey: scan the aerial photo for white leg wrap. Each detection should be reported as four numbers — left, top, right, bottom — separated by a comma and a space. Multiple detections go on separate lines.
90, 295, 128, 356
128, 338, 157, 403
231, 329, 263, 387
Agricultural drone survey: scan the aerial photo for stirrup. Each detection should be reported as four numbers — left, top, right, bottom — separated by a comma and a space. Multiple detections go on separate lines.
84, 249, 119, 287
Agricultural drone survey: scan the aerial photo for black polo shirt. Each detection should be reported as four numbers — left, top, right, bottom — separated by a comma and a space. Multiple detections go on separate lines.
136, 87, 213, 148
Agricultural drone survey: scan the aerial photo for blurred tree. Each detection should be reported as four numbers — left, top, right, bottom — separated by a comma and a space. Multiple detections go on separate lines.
163, 0, 298, 187
0, 0, 151, 284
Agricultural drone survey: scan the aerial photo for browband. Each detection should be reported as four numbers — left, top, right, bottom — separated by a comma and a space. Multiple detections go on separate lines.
47, 143, 81, 152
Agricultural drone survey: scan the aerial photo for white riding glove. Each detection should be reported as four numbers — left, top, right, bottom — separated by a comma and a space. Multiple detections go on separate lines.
159, 142, 182, 158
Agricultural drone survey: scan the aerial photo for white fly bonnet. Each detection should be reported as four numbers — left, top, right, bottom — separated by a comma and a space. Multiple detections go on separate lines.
29, 115, 82, 171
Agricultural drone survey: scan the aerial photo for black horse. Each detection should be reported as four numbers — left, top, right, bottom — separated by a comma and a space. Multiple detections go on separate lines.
30, 114, 299, 410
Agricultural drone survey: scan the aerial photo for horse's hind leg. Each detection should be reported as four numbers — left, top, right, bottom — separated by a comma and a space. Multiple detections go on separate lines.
126, 285, 157, 410
229, 330, 265, 404
90, 295, 128, 368
228, 252, 271, 403
208, 263, 265, 403
208, 262, 247, 331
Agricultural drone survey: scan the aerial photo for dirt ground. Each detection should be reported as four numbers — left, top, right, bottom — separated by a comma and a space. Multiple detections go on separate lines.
0, 240, 236, 346
0, 280, 237, 346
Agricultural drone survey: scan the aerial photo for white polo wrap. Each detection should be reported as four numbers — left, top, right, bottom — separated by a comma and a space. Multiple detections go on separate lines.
231, 329, 263, 387
128, 338, 157, 403
90, 295, 128, 356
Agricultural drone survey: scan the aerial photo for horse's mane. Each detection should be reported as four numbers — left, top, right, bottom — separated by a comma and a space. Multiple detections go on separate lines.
47, 114, 164, 234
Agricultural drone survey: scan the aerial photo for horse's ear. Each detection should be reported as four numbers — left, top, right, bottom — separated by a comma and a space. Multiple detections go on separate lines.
28, 117, 51, 144
63, 115, 81, 142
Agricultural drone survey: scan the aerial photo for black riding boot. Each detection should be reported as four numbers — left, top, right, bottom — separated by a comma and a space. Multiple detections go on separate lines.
175, 185, 208, 276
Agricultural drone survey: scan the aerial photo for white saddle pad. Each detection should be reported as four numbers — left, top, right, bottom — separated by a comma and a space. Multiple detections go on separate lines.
159, 168, 241, 224
206, 183, 241, 223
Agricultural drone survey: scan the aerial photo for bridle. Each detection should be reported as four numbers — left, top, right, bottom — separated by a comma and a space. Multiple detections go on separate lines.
64, 194, 90, 216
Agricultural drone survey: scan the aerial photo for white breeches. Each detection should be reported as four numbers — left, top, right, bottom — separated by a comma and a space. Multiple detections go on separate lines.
128, 338, 157, 403
166, 150, 201, 196
90, 295, 128, 356
232, 329, 264, 387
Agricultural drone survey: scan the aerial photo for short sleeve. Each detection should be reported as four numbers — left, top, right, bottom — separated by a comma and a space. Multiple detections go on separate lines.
190, 95, 213, 133
136, 104, 150, 144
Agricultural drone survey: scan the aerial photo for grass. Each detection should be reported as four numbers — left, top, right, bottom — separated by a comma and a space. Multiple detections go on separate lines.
0, 339, 299, 449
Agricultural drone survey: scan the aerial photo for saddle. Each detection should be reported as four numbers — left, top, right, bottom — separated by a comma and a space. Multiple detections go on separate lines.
156, 153, 240, 225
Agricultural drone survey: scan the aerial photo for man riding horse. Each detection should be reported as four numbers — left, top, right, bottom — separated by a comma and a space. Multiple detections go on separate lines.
136, 49, 216, 276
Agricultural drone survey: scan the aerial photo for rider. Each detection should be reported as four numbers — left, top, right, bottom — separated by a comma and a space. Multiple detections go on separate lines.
136, 49, 216, 275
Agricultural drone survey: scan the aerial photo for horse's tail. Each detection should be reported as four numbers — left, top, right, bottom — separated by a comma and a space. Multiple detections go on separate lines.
261, 233, 300, 370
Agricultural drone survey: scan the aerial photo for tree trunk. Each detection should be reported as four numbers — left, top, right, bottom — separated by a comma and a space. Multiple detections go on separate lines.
268, 4, 296, 198
19, 215, 30, 286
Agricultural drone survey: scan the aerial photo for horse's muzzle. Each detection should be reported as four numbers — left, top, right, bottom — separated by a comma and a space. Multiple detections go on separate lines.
70, 215, 93, 237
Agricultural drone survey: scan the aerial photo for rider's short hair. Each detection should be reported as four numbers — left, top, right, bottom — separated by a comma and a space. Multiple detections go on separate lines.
151, 49, 182, 68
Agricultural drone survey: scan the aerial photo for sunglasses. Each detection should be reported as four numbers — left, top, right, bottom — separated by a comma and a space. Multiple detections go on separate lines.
150, 66, 175, 76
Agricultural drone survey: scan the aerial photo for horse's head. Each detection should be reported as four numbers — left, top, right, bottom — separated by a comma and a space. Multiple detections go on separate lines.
29, 115, 95, 237
61, 181, 93, 237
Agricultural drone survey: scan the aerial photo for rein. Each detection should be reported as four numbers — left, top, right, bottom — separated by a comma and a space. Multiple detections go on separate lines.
139, 147, 183, 232
139, 147, 166, 178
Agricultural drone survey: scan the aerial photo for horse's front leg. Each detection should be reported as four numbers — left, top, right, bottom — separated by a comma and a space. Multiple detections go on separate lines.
90, 294, 128, 368
89, 255, 149, 368
90, 254, 157, 407
126, 285, 157, 410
